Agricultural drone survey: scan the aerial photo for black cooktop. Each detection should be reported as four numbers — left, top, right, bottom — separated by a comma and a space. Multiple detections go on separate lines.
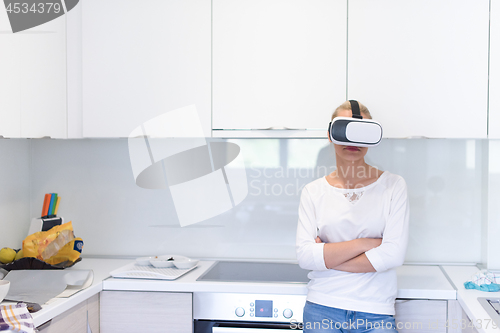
196, 261, 310, 283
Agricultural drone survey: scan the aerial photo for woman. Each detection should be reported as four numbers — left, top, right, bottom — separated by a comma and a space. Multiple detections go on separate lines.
296, 101, 409, 332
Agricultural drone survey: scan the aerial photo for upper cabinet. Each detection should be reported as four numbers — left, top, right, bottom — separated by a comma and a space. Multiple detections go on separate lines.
81, 0, 211, 138
348, 0, 489, 139
0, 8, 67, 138
0, 1, 493, 139
211, 0, 347, 138
490, 0, 500, 139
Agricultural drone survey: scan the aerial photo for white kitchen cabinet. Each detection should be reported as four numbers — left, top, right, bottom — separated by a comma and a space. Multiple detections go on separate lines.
37, 294, 100, 333
395, 299, 482, 333
0, 9, 67, 138
395, 299, 447, 333
212, 0, 347, 137
100, 291, 192, 333
490, 0, 500, 139
82, 0, 211, 138
348, 0, 489, 139
0, 7, 21, 138
461, 309, 480, 333
88, 292, 100, 333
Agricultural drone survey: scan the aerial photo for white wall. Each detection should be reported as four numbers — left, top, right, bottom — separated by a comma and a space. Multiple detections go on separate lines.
28, 138, 484, 263
0, 140, 31, 249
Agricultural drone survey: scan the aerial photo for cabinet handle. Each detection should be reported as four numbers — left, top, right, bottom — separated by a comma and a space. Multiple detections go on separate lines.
253, 127, 307, 130
35, 319, 52, 332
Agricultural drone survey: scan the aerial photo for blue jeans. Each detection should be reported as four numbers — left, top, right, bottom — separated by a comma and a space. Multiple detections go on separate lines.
302, 301, 398, 333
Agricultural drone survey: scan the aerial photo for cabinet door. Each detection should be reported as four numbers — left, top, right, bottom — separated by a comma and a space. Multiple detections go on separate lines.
490, 0, 500, 138
37, 300, 88, 333
19, 15, 67, 138
212, 0, 347, 134
461, 309, 480, 333
0, 7, 66, 138
348, 0, 489, 138
447, 300, 480, 333
87, 293, 100, 333
82, 0, 211, 138
395, 300, 447, 333
0, 8, 21, 137
100, 291, 192, 333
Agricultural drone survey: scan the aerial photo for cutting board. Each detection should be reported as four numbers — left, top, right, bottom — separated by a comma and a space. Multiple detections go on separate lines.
4, 269, 93, 304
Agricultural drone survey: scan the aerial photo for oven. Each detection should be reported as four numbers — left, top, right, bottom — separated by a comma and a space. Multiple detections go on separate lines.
193, 292, 306, 332
194, 261, 309, 332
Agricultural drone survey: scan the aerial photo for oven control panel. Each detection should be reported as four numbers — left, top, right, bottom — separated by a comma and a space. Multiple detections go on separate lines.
194, 292, 306, 323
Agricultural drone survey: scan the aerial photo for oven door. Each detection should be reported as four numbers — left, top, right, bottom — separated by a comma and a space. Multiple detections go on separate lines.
194, 320, 303, 332
213, 329, 297, 332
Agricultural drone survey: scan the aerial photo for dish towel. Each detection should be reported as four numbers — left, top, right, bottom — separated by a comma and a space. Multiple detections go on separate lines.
464, 269, 500, 292
0, 303, 34, 333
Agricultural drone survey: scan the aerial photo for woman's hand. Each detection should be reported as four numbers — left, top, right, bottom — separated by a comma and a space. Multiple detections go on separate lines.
315, 236, 323, 243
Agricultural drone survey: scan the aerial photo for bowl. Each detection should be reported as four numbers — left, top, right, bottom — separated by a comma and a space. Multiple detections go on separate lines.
135, 257, 155, 266
149, 258, 175, 268
173, 258, 199, 269
0, 280, 10, 302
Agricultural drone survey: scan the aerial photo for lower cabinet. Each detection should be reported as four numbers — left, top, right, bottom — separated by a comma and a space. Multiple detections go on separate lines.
100, 291, 192, 333
395, 300, 480, 333
395, 299, 447, 333
460, 309, 480, 333
37, 294, 100, 333
34, 293, 482, 333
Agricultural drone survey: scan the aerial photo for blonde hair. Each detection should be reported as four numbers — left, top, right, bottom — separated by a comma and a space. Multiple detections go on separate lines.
331, 101, 372, 120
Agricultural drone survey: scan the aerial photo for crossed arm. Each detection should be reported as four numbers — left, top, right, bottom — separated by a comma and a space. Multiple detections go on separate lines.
316, 236, 382, 273
296, 179, 409, 274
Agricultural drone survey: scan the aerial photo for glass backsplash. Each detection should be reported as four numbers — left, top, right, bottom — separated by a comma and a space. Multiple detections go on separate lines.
27, 138, 484, 263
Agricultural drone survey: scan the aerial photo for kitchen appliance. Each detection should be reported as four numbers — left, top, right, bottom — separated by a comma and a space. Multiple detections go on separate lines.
194, 261, 308, 332
27, 216, 63, 236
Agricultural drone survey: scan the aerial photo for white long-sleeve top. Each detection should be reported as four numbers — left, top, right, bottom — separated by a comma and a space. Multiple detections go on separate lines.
296, 171, 409, 315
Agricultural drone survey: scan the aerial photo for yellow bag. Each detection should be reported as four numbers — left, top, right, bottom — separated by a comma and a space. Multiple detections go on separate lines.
22, 221, 84, 265
44, 237, 84, 265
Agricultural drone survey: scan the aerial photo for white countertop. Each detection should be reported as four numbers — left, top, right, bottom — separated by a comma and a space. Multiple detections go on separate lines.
0, 259, 480, 328
442, 266, 500, 333
396, 265, 456, 299
103, 261, 309, 295
104, 261, 457, 300
1, 259, 130, 327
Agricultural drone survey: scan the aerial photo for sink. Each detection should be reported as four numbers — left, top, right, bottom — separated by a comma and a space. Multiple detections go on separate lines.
477, 297, 500, 326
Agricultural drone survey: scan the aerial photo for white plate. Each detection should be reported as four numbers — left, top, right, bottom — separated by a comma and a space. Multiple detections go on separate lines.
149, 254, 189, 268
173, 258, 199, 269
157, 254, 189, 261
149, 259, 174, 268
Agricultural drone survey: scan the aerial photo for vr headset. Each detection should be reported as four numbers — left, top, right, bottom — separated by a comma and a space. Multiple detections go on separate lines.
328, 100, 383, 147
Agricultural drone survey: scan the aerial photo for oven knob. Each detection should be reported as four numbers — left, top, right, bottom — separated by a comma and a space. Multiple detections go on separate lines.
235, 307, 245, 317
283, 309, 293, 319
